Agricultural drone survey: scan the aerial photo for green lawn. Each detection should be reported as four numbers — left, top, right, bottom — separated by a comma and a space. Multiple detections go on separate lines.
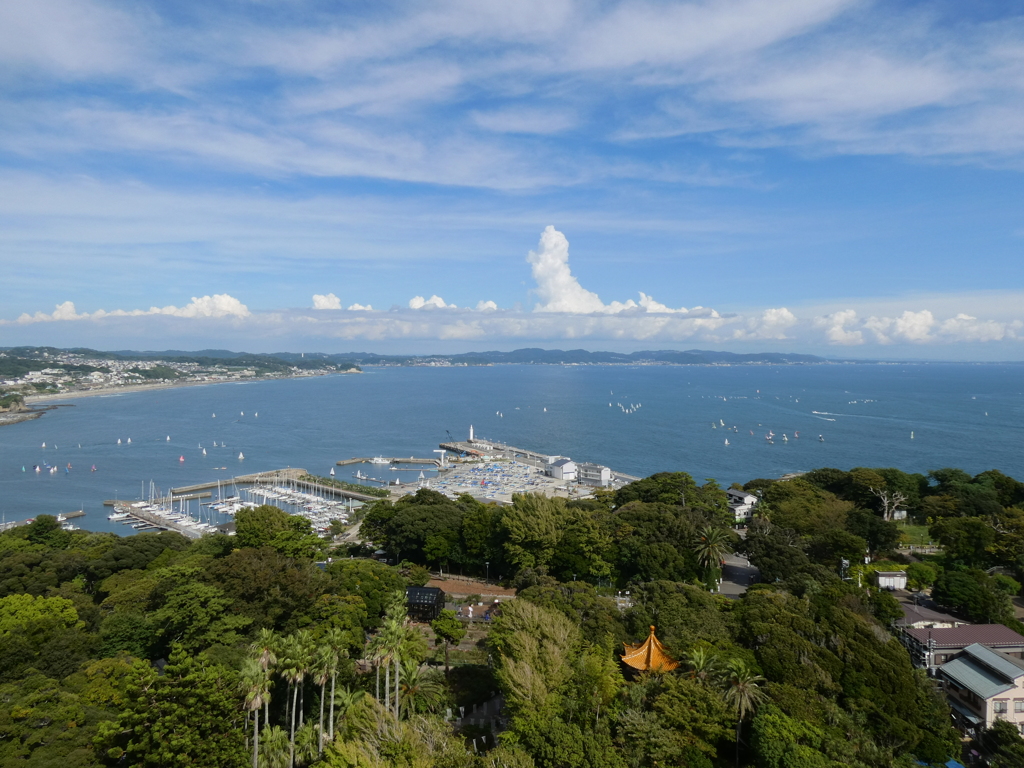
898, 524, 932, 548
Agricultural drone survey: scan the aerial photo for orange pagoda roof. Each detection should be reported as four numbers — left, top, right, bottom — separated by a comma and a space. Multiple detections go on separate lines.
621, 626, 678, 672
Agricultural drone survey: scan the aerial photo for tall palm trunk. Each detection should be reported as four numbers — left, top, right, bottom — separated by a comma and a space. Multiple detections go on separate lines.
290, 684, 299, 768
394, 656, 400, 719
375, 666, 380, 702
299, 683, 305, 728
385, 663, 391, 712
253, 711, 260, 768
264, 699, 269, 728
318, 680, 326, 754
328, 673, 336, 741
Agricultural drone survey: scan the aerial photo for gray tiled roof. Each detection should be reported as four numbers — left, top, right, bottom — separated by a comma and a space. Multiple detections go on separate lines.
905, 624, 1024, 648
896, 602, 961, 626
941, 657, 1015, 699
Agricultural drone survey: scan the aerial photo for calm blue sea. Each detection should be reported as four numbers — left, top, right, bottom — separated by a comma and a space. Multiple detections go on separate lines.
2, 363, 1023, 534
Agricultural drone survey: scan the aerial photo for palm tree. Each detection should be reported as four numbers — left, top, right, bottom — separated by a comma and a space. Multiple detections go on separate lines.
332, 687, 366, 742
721, 658, 766, 768
293, 629, 316, 730
310, 644, 331, 755
241, 658, 271, 768
294, 721, 320, 767
276, 635, 305, 768
695, 526, 732, 587
398, 659, 447, 717
258, 725, 290, 768
682, 645, 722, 686
250, 628, 278, 728
322, 627, 349, 743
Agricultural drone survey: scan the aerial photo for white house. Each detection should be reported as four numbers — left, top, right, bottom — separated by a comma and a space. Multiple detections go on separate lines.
726, 489, 758, 525
546, 458, 577, 482
940, 643, 1024, 736
577, 462, 612, 487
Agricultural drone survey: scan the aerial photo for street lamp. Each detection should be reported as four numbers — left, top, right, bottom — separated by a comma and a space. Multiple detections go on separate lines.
485, 561, 490, 582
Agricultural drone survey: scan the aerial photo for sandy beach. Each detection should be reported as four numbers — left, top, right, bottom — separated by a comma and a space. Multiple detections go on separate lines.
21, 369, 361, 405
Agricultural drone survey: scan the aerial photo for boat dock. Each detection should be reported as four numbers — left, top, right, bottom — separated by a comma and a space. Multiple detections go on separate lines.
103, 491, 211, 506
171, 468, 380, 503
109, 502, 213, 539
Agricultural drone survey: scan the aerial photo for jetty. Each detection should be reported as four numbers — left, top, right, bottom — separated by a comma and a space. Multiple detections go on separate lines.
336, 457, 440, 467
104, 491, 210, 506
0, 509, 85, 533
439, 436, 641, 483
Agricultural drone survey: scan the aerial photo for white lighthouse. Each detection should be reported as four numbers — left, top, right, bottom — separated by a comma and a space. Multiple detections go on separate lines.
469, 425, 474, 442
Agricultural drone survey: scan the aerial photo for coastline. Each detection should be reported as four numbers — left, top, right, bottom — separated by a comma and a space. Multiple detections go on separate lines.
22, 369, 361, 405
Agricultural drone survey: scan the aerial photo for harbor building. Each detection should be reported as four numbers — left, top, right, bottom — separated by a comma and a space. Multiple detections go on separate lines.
901, 625, 1024, 674
545, 458, 577, 481
577, 462, 612, 487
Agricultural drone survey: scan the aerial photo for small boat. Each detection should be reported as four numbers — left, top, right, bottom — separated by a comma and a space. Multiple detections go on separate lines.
91, 465, 96, 472
202, 448, 207, 455
41, 442, 46, 448
127, 438, 131, 444
34, 465, 41, 473
238, 452, 244, 460
213, 441, 217, 447
910, 431, 914, 439
329, 468, 335, 476
179, 456, 185, 462
724, 439, 729, 445
21, 466, 25, 472
371, 456, 390, 465
720, 419, 725, 426
117, 438, 121, 444
543, 407, 547, 412
255, 412, 258, 417
212, 413, 216, 418
819, 435, 824, 442
240, 411, 244, 416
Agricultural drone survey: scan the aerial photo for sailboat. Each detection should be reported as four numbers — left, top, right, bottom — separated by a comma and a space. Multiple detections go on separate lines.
166, 436, 170, 441
724, 439, 729, 445
238, 452, 244, 460
202, 448, 207, 455
241, 411, 244, 416
255, 412, 258, 418
91, 465, 96, 472
213, 441, 217, 447
910, 431, 914, 439
179, 456, 185, 462
329, 467, 335, 476
117, 438, 121, 444
41, 442, 46, 448
212, 413, 216, 418
127, 438, 131, 444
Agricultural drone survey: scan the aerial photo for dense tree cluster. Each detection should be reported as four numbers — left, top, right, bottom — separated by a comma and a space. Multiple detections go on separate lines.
0, 464, 1021, 767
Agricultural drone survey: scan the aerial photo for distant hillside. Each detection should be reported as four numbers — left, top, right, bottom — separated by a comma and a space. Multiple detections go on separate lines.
2, 346, 832, 367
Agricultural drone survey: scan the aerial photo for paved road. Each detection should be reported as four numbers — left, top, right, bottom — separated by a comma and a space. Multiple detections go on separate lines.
719, 552, 760, 598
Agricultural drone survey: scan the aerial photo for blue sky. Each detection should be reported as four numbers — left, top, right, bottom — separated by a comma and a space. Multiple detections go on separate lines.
2, 0, 1024, 359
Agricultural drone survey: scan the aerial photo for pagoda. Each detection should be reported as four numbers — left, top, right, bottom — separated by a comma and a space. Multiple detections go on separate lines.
621, 626, 679, 673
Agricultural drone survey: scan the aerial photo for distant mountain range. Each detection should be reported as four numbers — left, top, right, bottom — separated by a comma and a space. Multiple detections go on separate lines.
3, 346, 834, 366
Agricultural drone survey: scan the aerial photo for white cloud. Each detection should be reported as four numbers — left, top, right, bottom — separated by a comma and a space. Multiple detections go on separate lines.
732, 307, 798, 340
814, 309, 864, 345
476, 300, 498, 311
347, 303, 373, 311
527, 226, 696, 315
312, 293, 342, 310
13, 294, 250, 324
409, 295, 454, 309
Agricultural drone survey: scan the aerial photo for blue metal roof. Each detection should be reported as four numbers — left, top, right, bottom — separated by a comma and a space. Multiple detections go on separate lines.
941, 657, 1015, 699
962, 642, 1024, 680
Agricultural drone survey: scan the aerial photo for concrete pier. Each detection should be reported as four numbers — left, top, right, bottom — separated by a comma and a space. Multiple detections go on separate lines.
336, 457, 440, 467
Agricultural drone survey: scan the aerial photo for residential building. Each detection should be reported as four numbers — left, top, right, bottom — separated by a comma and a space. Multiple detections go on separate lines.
894, 602, 968, 631
726, 488, 758, 525
939, 643, 1024, 735
902, 625, 1024, 674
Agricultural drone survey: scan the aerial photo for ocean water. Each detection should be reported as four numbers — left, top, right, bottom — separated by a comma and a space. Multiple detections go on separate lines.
1, 363, 1022, 534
